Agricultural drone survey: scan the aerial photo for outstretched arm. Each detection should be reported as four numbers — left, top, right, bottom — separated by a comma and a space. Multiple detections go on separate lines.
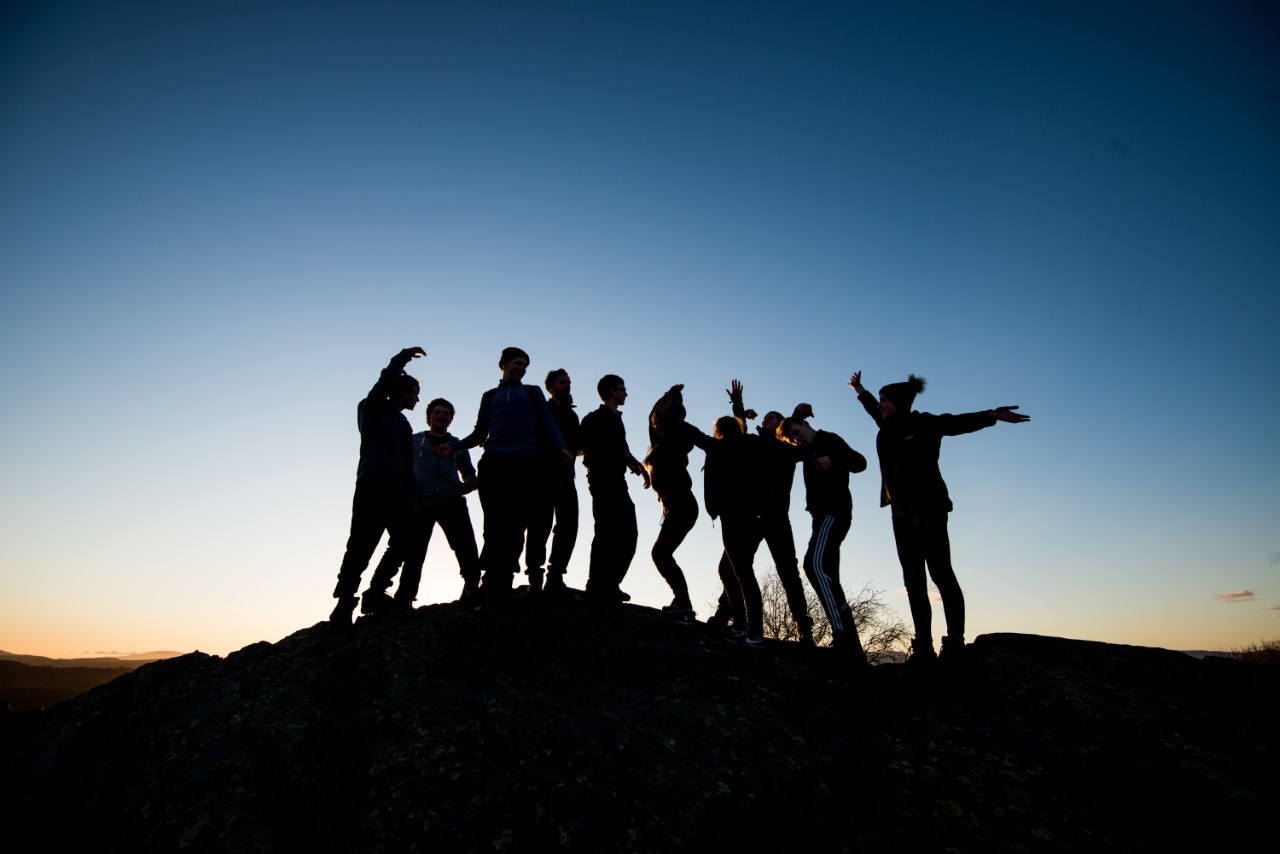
990, 405, 1030, 424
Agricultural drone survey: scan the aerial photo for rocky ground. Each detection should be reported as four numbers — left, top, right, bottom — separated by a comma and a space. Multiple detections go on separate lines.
2, 595, 1276, 851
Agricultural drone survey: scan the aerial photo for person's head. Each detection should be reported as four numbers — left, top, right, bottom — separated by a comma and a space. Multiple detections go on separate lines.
597, 374, 626, 406
649, 385, 686, 445
426, 397, 455, 432
545, 368, 571, 402
778, 416, 815, 446
759, 410, 785, 435
713, 415, 743, 440
499, 347, 531, 382
391, 374, 421, 411
878, 374, 926, 420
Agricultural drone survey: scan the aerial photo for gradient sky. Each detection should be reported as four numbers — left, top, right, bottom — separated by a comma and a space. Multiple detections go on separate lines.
2, 1, 1277, 658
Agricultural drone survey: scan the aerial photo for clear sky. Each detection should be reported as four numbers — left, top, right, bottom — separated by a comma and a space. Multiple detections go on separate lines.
2, 1, 1277, 658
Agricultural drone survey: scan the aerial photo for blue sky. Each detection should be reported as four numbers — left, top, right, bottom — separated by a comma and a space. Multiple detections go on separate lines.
2, 1, 1277, 657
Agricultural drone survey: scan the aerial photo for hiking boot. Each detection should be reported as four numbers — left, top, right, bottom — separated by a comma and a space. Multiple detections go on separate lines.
460, 577, 481, 604
329, 596, 358, 626
939, 635, 966, 665
796, 629, 817, 648
527, 567, 545, 594
906, 637, 938, 668
543, 572, 569, 596
360, 590, 396, 616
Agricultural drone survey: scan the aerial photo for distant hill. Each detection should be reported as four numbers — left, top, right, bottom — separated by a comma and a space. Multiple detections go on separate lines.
0, 650, 185, 711
1, 599, 1275, 851
0, 649, 185, 668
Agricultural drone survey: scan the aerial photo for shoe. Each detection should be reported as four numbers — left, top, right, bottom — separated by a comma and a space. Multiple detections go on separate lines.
329, 596, 357, 626
796, 630, 816, 648
939, 635, 965, 665
745, 633, 765, 647
705, 611, 730, 632
360, 591, 396, 616
543, 573, 569, 596
905, 637, 938, 668
727, 626, 748, 641
663, 604, 696, 622
527, 567, 544, 594
460, 578, 480, 604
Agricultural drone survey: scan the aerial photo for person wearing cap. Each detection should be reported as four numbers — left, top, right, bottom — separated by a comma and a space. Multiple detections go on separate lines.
449, 347, 570, 602
849, 371, 1029, 665
329, 346, 425, 626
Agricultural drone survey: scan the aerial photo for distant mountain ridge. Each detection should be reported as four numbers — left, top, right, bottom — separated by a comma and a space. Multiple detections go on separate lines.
3, 598, 1277, 850
0, 649, 185, 668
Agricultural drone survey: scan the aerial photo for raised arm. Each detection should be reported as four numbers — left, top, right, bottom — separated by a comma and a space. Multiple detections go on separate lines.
849, 370, 883, 425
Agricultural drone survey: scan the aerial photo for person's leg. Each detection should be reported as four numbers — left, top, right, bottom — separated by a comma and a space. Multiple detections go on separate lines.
716, 548, 748, 629
545, 475, 579, 591
892, 511, 935, 647
334, 480, 396, 601
919, 511, 964, 641
651, 492, 698, 607
764, 511, 811, 638
807, 513, 861, 653
478, 457, 535, 596
524, 465, 554, 588
722, 515, 763, 640
391, 507, 434, 605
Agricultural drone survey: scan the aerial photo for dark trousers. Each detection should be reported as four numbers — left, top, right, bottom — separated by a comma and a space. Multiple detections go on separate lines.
651, 491, 697, 607
892, 509, 964, 642
803, 512, 863, 652
333, 479, 411, 600
760, 510, 811, 632
586, 476, 637, 593
369, 497, 481, 602
478, 456, 539, 589
525, 468, 579, 577
717, 513, 763, 636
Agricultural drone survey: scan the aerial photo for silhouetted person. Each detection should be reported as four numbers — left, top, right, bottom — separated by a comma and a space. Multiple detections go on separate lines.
579, 374, 649, 604
366, 398, 480, 611
850, 371, 1030, 664
330, 346, 424, 626
525, 368, 580, 596
731, 393, 817, 645
702, 400, 773, 645
644, 383, 701, 620
779, 414, 869, 662
452, 347, 570, 602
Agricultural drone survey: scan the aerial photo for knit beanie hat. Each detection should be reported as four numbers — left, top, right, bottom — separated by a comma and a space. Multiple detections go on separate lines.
879, 374, 926, 411
499, 346, 530, 368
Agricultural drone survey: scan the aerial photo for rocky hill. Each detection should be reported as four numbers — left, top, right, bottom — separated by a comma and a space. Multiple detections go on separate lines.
2, 597, 1275, 851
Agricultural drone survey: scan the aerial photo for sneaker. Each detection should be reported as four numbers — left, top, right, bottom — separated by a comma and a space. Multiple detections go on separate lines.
360, 591, 396, 616
663, 605, 696, 623
727, 626, 749, 641
745, 634, 765, 647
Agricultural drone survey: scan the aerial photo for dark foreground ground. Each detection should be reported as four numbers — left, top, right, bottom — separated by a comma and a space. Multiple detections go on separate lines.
2, 596, 1276, 851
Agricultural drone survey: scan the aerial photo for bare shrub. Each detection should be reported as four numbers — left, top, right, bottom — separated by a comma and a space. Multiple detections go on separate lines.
1234, 638, 1280, 667
758, 567, 910, 663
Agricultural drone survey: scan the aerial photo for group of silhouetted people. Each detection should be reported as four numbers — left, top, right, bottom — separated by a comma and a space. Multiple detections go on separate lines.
329, 346, 1029, 666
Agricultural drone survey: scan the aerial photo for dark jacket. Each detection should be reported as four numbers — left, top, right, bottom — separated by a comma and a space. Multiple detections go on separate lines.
856, 389, 995, 512
580, 405, 632, 483
799, 430, 867, 517
354, 350, 415, 496
456, 381, 566, 458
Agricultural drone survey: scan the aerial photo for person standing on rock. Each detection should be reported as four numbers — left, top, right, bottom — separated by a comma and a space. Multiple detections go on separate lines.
450, 347, 570, 603
364, 397, 481, 612
330, 346, 425, 626
579, 374, 650, 604
525, 368, 581, 596
849, 371, 1029, 665
778, 413, 869, 662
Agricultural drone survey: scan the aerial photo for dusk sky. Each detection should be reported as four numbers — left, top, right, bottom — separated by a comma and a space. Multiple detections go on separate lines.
2, 1, 1277, 658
